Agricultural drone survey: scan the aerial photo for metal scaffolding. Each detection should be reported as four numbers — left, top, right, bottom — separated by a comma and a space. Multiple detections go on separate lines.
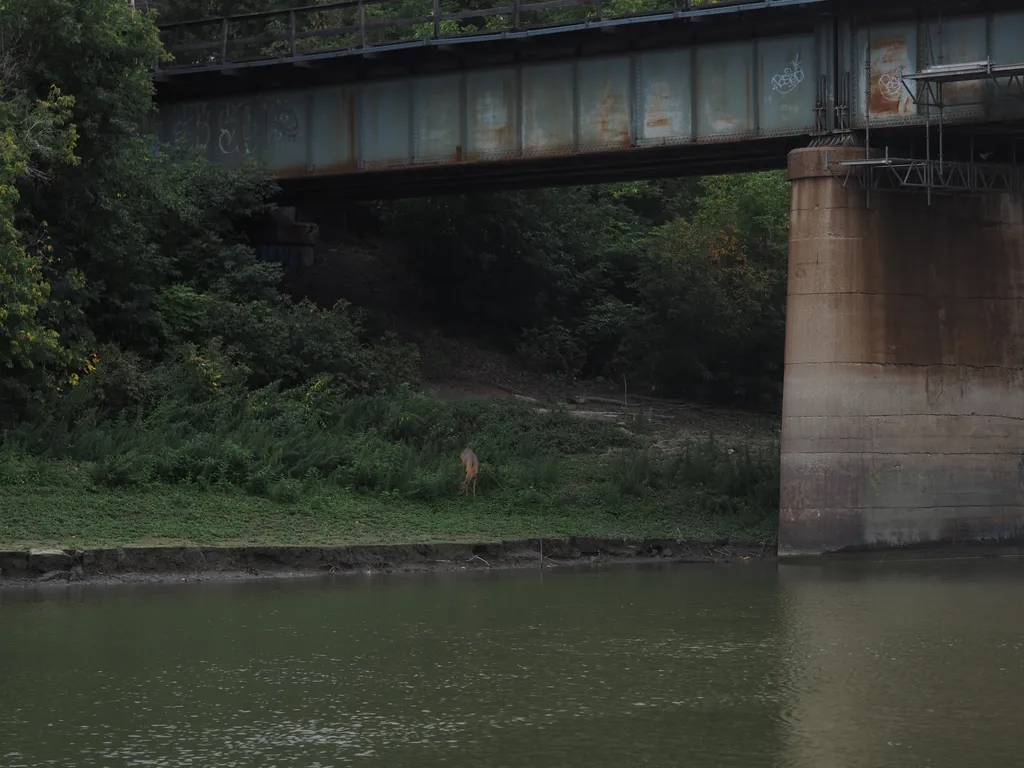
826, 147, 1020, 196
829, 38, 1024, 204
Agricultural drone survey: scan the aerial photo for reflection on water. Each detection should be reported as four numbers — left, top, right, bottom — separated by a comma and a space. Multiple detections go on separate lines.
2, 558, 1022, 767
779, 560, 1024, 768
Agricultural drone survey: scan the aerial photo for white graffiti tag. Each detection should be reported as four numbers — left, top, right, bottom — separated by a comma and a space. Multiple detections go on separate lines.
173, 102, 211, 151
876, 72, 903, 101
771, 56, 805, 94
218, 101, 259, 156
265, 97, 300, 146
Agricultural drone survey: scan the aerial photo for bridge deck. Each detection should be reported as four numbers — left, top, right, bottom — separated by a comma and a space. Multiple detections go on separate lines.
153, 0, 1024, 197
155, 0, 826, 76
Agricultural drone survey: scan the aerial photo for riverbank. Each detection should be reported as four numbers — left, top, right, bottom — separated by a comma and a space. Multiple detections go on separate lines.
0, 456, 776, 587
0, 434, 778, 587
1, 381, 781, 587
0, 538, 775, 588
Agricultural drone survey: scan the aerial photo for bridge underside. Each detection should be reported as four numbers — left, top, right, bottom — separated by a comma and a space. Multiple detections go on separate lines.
275, 137, 798, 198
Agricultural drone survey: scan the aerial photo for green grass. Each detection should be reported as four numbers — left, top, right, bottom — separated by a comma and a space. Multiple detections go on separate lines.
0, 388, 780, 550
0, 451, 778, 550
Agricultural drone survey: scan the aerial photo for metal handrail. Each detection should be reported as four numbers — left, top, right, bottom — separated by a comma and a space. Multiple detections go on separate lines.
155, 0, 815, 72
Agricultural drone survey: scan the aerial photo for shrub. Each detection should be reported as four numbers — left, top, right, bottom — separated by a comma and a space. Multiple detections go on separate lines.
5, 383, 629, 500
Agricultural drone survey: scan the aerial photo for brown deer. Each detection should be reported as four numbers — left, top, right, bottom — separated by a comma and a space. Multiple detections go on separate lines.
459, 447, 479, 496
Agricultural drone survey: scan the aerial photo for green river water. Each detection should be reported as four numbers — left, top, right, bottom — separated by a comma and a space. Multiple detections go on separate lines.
2, 558, 1023, 767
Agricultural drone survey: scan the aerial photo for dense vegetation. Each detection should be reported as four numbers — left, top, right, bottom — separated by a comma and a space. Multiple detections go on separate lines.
0, 0, 788, 550
376, 175, 789, 406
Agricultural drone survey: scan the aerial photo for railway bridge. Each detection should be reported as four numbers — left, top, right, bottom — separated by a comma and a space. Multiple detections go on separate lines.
154, 0, 1024, 556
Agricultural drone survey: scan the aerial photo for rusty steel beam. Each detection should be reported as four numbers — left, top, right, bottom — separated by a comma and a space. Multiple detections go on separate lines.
150, 2, 1024, 197
155, 30, 823, 189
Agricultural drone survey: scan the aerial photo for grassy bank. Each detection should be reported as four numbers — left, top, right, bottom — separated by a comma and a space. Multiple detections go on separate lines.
0, 391, 779, 550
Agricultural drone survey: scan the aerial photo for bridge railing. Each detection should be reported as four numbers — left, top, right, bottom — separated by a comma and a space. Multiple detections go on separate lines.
157, 0, 739, 71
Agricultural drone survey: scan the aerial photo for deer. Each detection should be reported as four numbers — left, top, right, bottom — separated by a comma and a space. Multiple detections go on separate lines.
459, 447, 479, 496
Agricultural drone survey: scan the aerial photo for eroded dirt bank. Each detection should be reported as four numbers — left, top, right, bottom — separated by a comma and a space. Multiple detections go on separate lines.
0, 538, 775, 588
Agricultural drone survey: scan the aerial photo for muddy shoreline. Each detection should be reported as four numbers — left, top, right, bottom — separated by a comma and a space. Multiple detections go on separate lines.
0, 538, 775, 588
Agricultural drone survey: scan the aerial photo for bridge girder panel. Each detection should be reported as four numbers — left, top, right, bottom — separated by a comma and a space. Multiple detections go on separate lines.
152, 0, 1024, 195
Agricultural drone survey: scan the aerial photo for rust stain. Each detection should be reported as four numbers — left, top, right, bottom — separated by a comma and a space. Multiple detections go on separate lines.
745, 65, 752, 125
589, 75, 629, 146
417, 82, 461, 161
468, 76, 517, 158
869, 35, 913, 117
272, 132, 787, 184
704, 65, 729, 128
942, 39, 984, 107
643, 81, 682, 138
700, 50, 752, 135
858, 192, 1023, 369
274, 163, 313, 177
523, 73, 573, 152
344, 90, 357, 168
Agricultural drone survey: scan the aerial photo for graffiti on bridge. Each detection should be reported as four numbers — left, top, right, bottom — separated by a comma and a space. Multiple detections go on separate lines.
267, 98, 301, 146
771, 55, 805, 94
170, 97, 302, 157
172, 102, 211, 151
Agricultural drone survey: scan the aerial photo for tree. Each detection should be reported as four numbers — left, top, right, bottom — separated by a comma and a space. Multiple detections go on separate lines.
1, 0, 417, 428
623, 173, 790, 406
0, 17, 84, 416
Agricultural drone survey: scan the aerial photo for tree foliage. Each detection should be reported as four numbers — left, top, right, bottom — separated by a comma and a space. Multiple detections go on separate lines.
2, 0, 790, 436
621, 173, 789, 405
378, 173, 789, 407
0, 14, 83, 411
0, 0, 416, 426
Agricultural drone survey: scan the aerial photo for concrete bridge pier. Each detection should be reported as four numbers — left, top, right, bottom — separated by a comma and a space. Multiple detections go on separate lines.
779, 146, 1024, 555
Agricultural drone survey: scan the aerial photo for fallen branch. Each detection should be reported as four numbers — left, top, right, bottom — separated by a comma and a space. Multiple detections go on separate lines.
565, 411, 620, 423
467, 554, 490, 567
624, 393, 708, 408
575, 395, 630, 408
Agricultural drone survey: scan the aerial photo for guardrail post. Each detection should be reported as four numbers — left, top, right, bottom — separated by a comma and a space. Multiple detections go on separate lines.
220, 17, 228, 63
596, 0, 602, 21
289, 10, 297, 56
433, 0, 440, 38
359, 0, 366, 48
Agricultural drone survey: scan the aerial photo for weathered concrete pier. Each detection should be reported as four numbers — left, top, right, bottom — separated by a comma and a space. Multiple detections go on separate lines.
781, 146, 1024, 554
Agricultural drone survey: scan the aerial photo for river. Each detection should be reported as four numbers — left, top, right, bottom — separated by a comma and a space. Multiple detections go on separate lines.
2, 558, 1022, 767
